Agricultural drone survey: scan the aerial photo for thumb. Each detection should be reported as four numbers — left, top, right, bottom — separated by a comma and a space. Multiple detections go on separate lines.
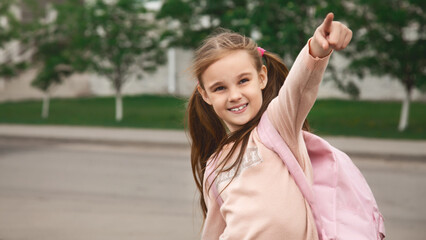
322, 12, 334, 34
315, 31, 329, 50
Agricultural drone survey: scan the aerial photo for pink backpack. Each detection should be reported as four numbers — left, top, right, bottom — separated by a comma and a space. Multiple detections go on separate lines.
206, 113, 386, 240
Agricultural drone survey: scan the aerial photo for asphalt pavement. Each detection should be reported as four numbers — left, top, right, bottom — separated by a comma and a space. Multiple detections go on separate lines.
0, 124, 426, 240
0, 124, 425, 160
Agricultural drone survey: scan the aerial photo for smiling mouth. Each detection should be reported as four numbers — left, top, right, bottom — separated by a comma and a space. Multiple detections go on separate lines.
229, 103, 248, 112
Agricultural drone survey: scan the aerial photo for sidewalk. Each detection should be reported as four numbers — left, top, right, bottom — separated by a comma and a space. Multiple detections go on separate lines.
0, 124, 425, 160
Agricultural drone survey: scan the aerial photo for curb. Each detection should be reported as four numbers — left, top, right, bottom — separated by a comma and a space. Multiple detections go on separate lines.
0, 135, 191, 149
0, 124, 190, 148
0, 124, 425, 161
323, 136, 426, 161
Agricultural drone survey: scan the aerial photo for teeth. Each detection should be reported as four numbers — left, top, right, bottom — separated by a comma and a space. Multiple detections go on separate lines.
230, 104, 247, 112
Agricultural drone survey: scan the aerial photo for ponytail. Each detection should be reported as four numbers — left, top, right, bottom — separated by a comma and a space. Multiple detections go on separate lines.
187, 87, 226, 218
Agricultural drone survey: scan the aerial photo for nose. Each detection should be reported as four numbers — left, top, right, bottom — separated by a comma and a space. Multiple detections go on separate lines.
228, 86, 242, 102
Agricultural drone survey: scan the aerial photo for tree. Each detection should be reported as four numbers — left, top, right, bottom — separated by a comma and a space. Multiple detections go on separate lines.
30, 40, 75, 119
0, 0, 28, 80
342, 0, 425, 131
84, 0, 166, 122
157, 0, 357, 95
24, 0, 87, 118
157, 0, 251, 48
0, 0, 88, 118
3, 0, 165, 121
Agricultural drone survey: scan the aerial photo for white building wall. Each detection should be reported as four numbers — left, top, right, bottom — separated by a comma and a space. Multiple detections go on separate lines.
317, 52, 426, 101
0, 68, 92, 102
86, 48, 195, 97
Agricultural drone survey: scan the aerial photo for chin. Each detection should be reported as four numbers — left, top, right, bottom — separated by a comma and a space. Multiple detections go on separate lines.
232, 119, 252, 128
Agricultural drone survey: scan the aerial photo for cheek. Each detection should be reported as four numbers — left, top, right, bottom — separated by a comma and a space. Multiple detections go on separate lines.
254, 94, 264, 111
210, 95, 227, 110
249, 88, 264, 108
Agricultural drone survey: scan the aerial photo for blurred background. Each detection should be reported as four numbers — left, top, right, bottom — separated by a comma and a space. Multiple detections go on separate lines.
0, 0, 425, 239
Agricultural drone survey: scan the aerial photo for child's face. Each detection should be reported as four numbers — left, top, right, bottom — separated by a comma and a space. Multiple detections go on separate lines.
198, 50, 268, 132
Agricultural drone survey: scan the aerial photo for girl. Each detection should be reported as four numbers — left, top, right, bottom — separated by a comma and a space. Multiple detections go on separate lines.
187, 13, 352, 239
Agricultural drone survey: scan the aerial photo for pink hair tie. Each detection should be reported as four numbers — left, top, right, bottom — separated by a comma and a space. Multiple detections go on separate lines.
257, 47, 266, 56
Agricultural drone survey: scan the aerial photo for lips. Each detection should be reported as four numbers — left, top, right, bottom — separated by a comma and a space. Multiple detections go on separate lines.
228, 103, 248, 112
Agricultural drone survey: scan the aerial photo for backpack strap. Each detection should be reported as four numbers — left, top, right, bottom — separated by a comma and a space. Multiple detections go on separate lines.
257, 113, 315, 204
257, 113, 327, 239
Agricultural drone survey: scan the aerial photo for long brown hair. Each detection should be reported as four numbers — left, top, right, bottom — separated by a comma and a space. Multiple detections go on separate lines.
186, 30, 310, 219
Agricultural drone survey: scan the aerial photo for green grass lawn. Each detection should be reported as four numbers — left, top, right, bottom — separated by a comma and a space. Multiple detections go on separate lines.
0, 95, 187, 129
308, 99, 426, 139
0, 94, 425, 139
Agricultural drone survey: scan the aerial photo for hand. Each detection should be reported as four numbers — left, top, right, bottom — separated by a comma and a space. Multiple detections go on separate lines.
310, 13, 352, 58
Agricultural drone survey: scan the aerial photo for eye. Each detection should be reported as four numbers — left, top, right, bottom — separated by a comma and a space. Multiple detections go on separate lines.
214, 86, 225, 92
239, 78, 249, 84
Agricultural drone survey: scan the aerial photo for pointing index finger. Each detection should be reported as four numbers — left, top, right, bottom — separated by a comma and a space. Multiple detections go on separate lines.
323, 12, 334, 34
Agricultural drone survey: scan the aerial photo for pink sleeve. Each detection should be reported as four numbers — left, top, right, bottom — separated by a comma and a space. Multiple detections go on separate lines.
266, 38, 331, 165
201, 175, 226, 239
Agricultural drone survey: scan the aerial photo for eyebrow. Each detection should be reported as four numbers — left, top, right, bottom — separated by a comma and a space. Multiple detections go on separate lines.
207, 72, 252, 91
237, 72, 252, 79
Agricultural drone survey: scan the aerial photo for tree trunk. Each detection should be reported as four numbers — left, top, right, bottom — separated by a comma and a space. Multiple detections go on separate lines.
115, 90, 123, 122
167, 48, 176, 94
41, 92, 50, 119
398, 88, 411, 132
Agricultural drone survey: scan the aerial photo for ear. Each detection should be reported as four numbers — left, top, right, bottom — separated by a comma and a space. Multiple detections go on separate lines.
197, 84, 212, 105
259, 65, 268, 90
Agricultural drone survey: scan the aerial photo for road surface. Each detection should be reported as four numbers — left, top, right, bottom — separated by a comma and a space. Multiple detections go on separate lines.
0, 138, 425, 239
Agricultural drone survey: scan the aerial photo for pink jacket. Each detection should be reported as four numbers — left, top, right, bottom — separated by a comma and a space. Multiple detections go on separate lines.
202, 39, 331, 240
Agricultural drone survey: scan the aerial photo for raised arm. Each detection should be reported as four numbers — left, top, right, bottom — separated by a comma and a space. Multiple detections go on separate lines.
266, 13, 352, 160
